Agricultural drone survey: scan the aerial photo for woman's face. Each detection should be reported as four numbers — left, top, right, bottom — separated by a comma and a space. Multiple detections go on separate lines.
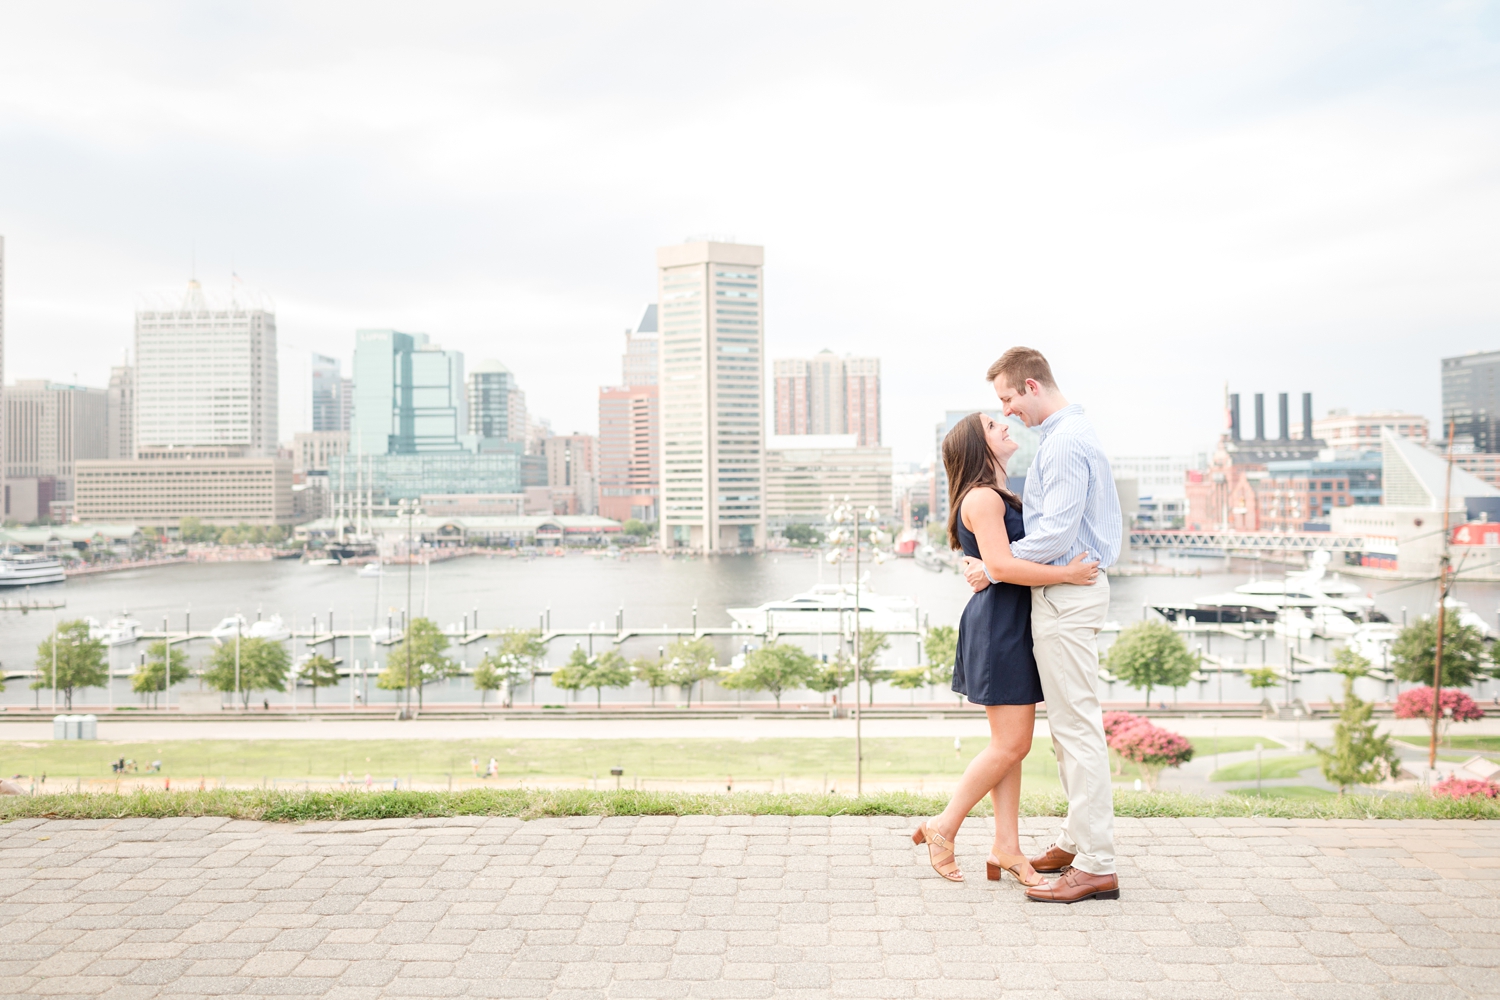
981, 414, 1019, 468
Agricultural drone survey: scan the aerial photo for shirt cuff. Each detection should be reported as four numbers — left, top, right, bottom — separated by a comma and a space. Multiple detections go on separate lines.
983, 564, 998, 584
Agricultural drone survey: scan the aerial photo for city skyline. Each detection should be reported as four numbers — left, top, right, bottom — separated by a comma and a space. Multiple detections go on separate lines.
1, 6, 1495, 465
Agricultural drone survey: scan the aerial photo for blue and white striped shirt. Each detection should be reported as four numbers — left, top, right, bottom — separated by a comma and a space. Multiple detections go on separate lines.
1009, 404, 1122, 569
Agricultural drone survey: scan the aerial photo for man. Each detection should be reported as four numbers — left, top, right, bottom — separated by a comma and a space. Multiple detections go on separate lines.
963, 346, 1122, 903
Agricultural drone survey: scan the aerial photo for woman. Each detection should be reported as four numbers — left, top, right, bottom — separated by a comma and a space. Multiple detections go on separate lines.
913, 412, 1098, 884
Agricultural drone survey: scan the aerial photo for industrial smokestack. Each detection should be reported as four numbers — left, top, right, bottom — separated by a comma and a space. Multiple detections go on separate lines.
1302, 393, 1313, 441
1278, 393, 1290, 441
1254, 393, 1265, 440
1229, 393, 1241, 441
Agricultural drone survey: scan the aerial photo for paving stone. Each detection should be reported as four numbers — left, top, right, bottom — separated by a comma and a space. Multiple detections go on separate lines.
1, 817, 1496, 997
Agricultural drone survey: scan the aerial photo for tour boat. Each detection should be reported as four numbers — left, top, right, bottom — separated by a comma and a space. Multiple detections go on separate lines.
0, 553, 66, 587
728, 583, 919, 633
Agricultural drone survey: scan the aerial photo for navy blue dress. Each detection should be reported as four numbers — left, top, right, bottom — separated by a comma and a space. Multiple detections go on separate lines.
952, 491, 1044, 706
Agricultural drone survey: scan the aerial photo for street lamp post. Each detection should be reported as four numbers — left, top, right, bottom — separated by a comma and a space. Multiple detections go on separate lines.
400, 498, 420, 719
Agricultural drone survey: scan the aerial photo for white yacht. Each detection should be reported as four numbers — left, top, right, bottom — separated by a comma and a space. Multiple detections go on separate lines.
246, 614, 291, 641
728, 582, 919, 633
209, 614, 250, 641
0, 553, 66, 587
87, 614, 142, 646
358, 561, 384, 578
1153, 552, 1385, 627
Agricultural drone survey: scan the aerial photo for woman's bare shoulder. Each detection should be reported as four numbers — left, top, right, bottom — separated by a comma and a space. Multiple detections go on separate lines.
960, 487, 1004, 517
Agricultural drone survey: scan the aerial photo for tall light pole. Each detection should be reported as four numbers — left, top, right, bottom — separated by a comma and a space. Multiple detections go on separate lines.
234, 617, 242, 711
400, 498, 420, 719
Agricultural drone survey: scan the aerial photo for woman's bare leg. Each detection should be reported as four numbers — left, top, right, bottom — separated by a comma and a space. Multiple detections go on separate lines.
930, 704, 1034, 843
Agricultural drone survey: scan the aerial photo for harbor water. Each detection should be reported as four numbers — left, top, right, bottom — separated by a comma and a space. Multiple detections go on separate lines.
1, 551, 1495, 710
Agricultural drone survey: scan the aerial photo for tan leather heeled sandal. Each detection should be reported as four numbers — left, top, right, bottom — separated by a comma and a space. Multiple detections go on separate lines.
912, 822, 963, 882
986, 852, 1045, 886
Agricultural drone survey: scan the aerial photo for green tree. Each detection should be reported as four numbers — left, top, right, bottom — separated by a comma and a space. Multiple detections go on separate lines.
854, 628, 892, 706
376, 618, 455, 710
1314, 647, 1401, 794
721, 642, 818, 708
202, 636, 289, 709
1105, 621, 1196, 708
632, 654, 670, 706
494, 629, 547, 706
177, 517, 220, 544
1390, 614, 1489, 688
665, 636, 717, 705
922, 625, 958, 691
782, 524, 824, 547
582, 650, 633, 707
1244, 666, 1281, 705
131, 640, 188, 708
298, 654, 341, 708
472, 653, 503, 708
806, 651, 852, 704
549, 646, 593, 702
33, 620, 107, 710
621, 518, 654, 539
889, 666, 929, 703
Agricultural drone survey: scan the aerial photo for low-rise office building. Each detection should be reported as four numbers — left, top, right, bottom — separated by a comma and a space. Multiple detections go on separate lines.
764, 434, 892, 529
74, 446, 295, 527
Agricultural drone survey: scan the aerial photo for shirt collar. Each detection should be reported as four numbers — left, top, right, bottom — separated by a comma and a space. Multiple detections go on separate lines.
1037, 403, 1083, 440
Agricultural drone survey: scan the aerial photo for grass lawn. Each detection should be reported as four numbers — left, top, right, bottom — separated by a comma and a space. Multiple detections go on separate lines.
0, 737, 1068, 790
1210, 753, 1321, 783
4, 785, 1497, 823
1397, 735, 1500, 753
1227, 786, 1336, 801
0, 734, 1287, 791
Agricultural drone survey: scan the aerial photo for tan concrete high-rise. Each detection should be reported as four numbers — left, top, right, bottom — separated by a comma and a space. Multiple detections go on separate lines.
656, 240, 764, 552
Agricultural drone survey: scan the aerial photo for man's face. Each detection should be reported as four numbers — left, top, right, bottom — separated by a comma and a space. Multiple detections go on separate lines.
992, 377, 1042, 427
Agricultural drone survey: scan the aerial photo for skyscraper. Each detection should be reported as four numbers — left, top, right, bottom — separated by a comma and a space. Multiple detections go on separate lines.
106, 363, 134, 459
311, 354, 348, 432
350, 329, 466, 454
5, 380, 109, 520
0, 235, 7, 515
467, 360, 519, 444
1442, 350, 1500, 453
657, 239, 765, 552
773, 350, 881, 444
135, 280, 278, 455
598, 305, 661, 523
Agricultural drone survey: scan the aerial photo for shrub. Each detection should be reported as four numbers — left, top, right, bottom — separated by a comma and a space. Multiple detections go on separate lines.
1108, 719, 1194, 791
1432, 776, 1500, 800
1102, 711, 1145, 740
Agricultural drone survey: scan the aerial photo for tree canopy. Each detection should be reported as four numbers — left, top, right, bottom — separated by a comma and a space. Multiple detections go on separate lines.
298, 654, 341, 707
202, 636, 290, 708
721, 643, 818, 708
1315, 647, 1400, 793
665, 636, 717, 704
33, 620, 108, 710
551, 648, 633, 706
1105, 621, 1196, 707
131, 640, 189, 706
1390, 613, 1489, 688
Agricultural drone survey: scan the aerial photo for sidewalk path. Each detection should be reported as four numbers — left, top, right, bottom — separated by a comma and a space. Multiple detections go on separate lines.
2, 814, 1497, 998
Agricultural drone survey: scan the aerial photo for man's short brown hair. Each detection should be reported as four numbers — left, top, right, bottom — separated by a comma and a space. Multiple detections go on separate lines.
986, 347, 1056, 395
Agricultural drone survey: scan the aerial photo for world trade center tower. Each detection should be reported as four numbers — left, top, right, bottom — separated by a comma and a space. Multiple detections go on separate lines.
656, 239, 765, 553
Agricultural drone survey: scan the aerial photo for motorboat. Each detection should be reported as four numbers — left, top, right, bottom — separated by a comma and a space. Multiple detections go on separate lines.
304, 556, 340, 567
358, 562, 384, 578
370, 625, 403, 645
1349, 622, 1402, 671
728, 582, 919, 633
1153, 552, 1386, 627
1442, 597, 1497, 638
86, 614, 142, 646
209, 615, 250, 641
913, 544, 950, 574
0, 553, 66, 587
246, 614, 291, 641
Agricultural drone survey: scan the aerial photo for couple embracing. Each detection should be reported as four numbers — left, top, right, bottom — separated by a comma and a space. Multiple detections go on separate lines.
912, 347, 1123, 904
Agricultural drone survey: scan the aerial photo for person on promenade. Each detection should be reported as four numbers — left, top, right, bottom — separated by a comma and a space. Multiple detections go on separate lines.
963, 346, 1123, 904
912, 412, 1098, 885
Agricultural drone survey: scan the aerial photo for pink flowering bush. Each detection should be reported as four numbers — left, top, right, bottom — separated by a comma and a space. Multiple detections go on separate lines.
1432, 776, 1500, 800
1394, 686, 1484, 741
1108, 719, 1194, 791
1103, 711, 1146, 740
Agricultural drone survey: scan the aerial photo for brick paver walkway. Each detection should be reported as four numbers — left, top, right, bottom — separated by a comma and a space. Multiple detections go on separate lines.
1, 814, 1497, 999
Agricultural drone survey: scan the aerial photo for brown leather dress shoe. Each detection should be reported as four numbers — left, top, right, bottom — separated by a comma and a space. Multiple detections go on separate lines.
1024, 868, 1120, 904
1028, 843, 1076, 873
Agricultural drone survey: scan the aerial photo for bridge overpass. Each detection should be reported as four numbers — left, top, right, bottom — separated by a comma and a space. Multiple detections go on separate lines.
1129, 530, 1366, 553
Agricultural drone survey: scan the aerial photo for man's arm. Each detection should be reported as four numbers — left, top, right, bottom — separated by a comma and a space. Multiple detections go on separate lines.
1008, 435, 1090, 565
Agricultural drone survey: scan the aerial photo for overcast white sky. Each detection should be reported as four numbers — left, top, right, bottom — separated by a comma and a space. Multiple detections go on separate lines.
1, 3, 1497, 464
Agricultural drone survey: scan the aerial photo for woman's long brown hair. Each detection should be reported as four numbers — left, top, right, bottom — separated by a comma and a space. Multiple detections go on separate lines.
942, 412, 1021, 550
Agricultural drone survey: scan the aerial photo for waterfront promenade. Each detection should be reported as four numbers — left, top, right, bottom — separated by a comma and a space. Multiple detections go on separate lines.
2, 813, 1497, 999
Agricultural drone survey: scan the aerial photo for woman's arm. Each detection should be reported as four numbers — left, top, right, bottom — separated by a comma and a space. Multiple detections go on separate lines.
962, 489, 1098, 587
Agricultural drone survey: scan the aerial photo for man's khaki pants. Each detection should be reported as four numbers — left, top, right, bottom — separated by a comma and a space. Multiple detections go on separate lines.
1032, 575, 1115, 875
